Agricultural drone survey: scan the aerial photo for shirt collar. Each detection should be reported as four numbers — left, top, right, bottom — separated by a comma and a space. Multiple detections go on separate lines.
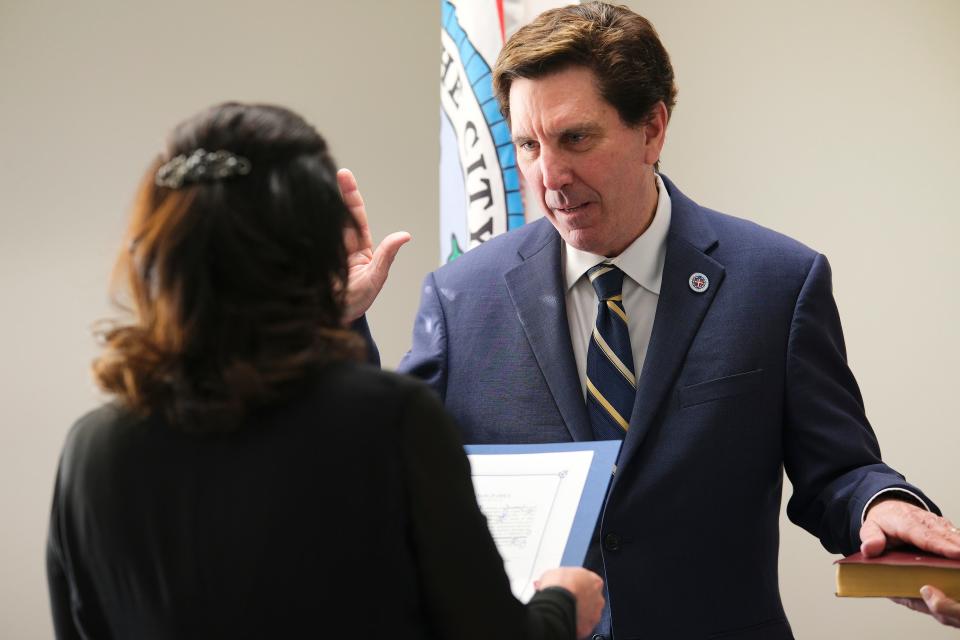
562, 173, 672, 295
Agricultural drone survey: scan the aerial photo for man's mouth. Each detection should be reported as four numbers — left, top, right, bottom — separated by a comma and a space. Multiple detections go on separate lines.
555, 202, 589, 213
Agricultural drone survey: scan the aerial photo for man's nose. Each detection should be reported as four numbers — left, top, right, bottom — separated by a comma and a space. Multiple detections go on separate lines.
539, 148, 572, 191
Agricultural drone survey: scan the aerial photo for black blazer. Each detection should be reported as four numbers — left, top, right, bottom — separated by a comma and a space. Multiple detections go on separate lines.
47, 362, 575, 639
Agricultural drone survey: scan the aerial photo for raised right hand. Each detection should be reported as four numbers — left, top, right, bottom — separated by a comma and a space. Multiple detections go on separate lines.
337, 168, 411, 322
536, 567, 604, 639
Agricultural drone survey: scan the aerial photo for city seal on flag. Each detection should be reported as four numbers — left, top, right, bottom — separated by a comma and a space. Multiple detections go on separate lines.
440, 0, 524, 263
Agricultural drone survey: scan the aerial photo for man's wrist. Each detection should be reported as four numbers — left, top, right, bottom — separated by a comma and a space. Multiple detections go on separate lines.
862, 487, 931, 524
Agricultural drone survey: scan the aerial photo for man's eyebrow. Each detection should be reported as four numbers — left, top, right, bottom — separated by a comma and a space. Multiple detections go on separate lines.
559, 123, 602, 137
511, 122, 603, 145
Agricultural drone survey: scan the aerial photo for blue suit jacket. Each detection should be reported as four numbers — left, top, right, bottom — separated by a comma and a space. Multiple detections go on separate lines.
393, 177, 934, 639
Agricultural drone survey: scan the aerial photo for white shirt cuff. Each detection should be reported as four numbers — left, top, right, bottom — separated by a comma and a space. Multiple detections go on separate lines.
860, 487, 932, 524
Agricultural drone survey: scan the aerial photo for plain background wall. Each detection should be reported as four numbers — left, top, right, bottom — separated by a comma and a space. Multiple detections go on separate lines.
1, 1, 957, 637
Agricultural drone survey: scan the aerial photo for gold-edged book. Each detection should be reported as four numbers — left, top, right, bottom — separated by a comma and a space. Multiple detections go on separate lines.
835, 549, 960, 599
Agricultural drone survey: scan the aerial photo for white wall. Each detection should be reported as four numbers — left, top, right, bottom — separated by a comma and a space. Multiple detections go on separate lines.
1, 1, 956, 637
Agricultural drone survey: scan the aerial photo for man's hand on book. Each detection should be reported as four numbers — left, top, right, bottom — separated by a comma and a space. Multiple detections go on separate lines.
861, 499, 960, 628
891, 586, 960, 629
860, 499, 960, 560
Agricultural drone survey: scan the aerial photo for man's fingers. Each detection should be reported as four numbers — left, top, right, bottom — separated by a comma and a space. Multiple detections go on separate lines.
859, 519, 888, 557
913, 523, 960, 559
337, 168, 374, 250
340, 231, 410, 322
892, 511, 960, 559
337, 168, 363, 211
369, 232, 412, 284
863, 500, 960, 559
933, 518, 960, 558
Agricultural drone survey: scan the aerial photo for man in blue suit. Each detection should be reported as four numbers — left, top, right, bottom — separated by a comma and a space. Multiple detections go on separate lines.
342, 3, 960, 637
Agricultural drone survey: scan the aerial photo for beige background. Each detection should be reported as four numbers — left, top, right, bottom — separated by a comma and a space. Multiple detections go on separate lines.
1, 0, 957, 637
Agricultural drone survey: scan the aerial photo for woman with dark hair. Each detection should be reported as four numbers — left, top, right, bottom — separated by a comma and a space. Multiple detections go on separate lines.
46, 103, 603, 639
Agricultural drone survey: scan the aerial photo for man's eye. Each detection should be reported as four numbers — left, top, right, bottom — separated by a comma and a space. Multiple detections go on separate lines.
566, 133, 587, 144
519, 141, 538, 152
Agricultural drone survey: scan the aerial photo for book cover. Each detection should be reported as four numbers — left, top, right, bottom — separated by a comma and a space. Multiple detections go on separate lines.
835, 549, 960, 599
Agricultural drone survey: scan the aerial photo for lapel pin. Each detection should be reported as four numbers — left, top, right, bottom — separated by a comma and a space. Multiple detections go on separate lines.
688, 272, 709, 293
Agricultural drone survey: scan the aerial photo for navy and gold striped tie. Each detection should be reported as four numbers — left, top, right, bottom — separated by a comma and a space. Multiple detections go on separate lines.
586, 263, 636, 440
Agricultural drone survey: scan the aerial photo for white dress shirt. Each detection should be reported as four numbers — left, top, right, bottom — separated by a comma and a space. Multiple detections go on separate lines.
563, 173, 671, 399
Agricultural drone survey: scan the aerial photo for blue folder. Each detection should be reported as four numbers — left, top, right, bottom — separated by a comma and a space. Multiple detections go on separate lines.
464, 440, 621, 566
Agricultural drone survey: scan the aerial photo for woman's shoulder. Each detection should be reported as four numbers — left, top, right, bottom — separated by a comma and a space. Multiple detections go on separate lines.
64, 401, 133, 444
288, 362, 443, 436
304, 361, 440, 414
258, 361, 449, 455
55, 402, 149, 481
56, 363, 444, 466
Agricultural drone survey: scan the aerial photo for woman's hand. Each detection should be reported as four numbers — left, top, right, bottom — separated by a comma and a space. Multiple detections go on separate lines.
892, 585, 960, 629
536, 567, 605, 639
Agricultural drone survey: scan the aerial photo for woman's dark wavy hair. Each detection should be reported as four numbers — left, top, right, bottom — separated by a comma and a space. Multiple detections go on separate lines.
95, 103, 362, 433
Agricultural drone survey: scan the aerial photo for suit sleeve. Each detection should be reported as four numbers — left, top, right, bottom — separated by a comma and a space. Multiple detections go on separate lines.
782, 253, 939, 554
396, 272, 449, 400
350, 315, 381, 367
398, 383, 576, 640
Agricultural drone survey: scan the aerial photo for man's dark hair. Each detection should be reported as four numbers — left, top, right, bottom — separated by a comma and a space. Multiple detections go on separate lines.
493, 2, 677, 127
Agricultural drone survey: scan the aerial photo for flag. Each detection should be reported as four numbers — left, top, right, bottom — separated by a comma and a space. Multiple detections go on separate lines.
439, 0, 575, 263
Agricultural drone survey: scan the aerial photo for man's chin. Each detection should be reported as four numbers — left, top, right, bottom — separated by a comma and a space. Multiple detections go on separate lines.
561, 230, 610, 257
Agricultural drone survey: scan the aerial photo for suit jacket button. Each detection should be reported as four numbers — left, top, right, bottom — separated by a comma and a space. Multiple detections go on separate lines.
603, 533, 621, 551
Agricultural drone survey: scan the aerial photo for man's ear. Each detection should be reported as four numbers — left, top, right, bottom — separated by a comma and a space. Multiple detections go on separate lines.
642, 101, 669, 166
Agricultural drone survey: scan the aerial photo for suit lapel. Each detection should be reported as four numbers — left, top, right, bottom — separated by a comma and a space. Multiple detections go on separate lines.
618, 177, 726, 468
504, 221, 593, 441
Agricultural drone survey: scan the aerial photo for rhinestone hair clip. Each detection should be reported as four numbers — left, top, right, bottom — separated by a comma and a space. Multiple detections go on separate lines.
155, 148, 252, 189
